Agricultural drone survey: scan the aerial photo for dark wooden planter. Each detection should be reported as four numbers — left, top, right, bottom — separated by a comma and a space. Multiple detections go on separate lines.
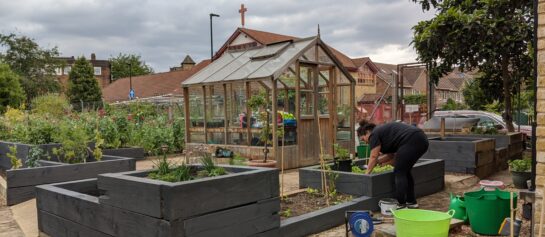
299, 159, 444, 199
421, 137, 496, 178
37, 165, 280, 237
103, 147, 146, 160
0, 141, 61, 170
0, 155, 135, 206
444, 133, 525, 160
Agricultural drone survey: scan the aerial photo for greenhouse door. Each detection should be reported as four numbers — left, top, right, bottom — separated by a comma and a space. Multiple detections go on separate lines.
298, 63, 322, 166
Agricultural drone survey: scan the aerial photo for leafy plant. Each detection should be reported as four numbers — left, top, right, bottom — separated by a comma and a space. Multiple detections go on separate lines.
351, 164, 394, 174
26, 145, 49, 168
200, 153, 226, 177
509, 159, 531, 173
471, 126, 499, 135
98, 117, 121, 149
4, 106, 24, 123
306, 188, 320, 196
334, 143, 350, 160
93, 129, 104, 161
52, 121, 89, 164
30, 93, 70, 118
404, 94, 427, 105
27, 116, 58, 144
0, 63, 25, 114
281, 208, 292, 218
172, 117, 185, 152
6, 145, 22, 169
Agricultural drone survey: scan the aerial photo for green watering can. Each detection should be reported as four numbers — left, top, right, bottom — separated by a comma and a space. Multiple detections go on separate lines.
449, 193, 468, 223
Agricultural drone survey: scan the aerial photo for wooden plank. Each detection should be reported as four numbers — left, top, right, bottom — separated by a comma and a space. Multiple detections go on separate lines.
295, 60, 301, 167
103, 148, 145, 160
183, 87, 191, 143
5, 185, 35, 205
38, 210, 112, 237
6, 156, 135, 188
183, 198, 280, 237
98, 172, 164, 218
162, 169, 278, 221
272, 77, 278, 166
223, 83, 228, 144
246, 82, 252, 145
203, 85, 208, 143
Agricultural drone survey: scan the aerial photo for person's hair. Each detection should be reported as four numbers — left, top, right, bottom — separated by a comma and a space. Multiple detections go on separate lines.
357, 120, 376, 137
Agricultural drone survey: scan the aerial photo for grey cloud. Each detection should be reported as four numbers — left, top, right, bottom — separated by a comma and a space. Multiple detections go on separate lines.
0, 0, 432, 71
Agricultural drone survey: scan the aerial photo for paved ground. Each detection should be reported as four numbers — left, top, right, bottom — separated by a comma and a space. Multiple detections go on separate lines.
0, 156, 530, 237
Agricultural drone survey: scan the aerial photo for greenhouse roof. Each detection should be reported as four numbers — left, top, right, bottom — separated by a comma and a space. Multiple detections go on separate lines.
182, 37, 317, 86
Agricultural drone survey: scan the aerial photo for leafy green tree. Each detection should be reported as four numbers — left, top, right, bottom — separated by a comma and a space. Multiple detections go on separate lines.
404, 94, 427, 104
110, 53, 153, 80
0, 64, 25, 113
411, 0, 533, 132
463, 79, 493, 110
67, 57, 102, 109
441, 98, 468, 110
0, 33, 61, 101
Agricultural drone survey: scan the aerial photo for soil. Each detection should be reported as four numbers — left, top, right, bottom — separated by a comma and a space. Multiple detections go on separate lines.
280, 191, 353, 220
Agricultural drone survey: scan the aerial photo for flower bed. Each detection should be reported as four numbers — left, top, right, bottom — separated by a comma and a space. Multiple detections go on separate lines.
1, 155, 135, 205
37, 165, 279, 237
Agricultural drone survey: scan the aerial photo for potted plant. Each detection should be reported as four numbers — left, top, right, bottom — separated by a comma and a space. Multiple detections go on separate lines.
509, 159, 531, 189
246, 91, 277, 168
333, 143, 352, 172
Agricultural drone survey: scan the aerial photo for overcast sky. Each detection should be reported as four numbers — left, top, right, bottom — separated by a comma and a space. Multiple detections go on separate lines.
0, 0, 434, 72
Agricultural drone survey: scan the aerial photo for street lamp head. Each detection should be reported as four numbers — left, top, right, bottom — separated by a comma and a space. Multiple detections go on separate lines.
210, 13, 220, 17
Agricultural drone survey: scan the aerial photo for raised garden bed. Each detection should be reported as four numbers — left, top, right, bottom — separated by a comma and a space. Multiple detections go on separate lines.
421, 137, 496, 178
0, 155, 135, 206
36, 165, 279, 237
299, 159, 444, 198
444, 133, 525, 160
275, 191, 375, 237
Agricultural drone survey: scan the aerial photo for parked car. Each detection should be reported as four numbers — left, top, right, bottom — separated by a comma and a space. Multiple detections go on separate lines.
432, 110, 532, 138
422, 115, 480, 131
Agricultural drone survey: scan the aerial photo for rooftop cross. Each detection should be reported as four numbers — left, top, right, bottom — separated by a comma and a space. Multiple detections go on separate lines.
239, 4, 247, 27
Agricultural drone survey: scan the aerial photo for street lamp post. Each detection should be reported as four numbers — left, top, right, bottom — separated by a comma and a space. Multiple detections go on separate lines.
210, 13, 220, 59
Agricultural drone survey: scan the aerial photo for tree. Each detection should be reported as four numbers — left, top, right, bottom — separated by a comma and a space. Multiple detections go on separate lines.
110, 53, 153, 80
404, 94, 427, 105
0, 64, 25, 113
411, 0, 533, 132
0, 33, 61, 101
463, 79, 493, 110
67, 57, 102, 109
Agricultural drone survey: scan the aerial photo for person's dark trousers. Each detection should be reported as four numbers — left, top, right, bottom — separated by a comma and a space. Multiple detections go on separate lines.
393, 131, 429, 204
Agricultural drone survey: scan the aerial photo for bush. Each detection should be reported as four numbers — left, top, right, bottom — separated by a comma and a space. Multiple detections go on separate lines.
0, 64, 25, 114
31, 93, 70, 118
52, 120, 90, 164
98, 117, 121, 149
173, 117, 185, 152
27, 116, 58, 144
140, 116, 174, 155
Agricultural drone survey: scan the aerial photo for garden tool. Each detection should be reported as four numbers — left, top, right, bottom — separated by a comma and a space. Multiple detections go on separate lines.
448, 193, 468, 222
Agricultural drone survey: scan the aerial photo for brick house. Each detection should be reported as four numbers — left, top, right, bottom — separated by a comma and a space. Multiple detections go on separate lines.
55, 53, 111, 90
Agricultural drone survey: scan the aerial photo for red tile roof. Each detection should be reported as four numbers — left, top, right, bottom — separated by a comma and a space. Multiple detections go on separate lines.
102, 60, 210, 102
215, 28, 357, 70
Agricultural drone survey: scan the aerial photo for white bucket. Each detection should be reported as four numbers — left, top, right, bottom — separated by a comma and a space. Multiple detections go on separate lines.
379, 198, 398, 216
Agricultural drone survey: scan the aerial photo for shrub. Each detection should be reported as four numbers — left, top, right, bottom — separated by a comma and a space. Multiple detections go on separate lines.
4, 106, 24, 123
0, 64, 25, 114
27, 116, 58, 144
98, 117, 121, 149
31, 93, 71, 118
173, 117, 185, 152
52, 120, 90, 164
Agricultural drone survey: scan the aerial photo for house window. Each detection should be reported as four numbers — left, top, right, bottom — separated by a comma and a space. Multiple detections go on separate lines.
357, 66, 374, 85
64, 66, 72, 75
94, 67, 102, 76
55, 68, 62, 75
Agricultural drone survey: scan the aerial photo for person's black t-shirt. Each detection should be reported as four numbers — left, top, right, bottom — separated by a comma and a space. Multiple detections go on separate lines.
368, 122, 422, 154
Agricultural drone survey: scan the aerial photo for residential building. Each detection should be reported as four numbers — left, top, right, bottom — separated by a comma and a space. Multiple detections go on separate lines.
55, 53, 111, 90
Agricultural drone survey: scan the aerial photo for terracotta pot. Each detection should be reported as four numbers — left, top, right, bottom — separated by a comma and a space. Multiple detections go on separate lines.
247, 160, 277, 168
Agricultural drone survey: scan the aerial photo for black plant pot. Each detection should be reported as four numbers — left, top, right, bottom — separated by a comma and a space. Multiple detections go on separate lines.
334, 159, 352, 172
511, 171, 531, 189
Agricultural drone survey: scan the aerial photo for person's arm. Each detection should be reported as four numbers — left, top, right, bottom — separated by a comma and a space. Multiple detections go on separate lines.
366, 146, 381, 174
378, 153, 395, 165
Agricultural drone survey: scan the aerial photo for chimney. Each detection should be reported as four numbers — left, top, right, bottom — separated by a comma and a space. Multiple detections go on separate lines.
91, 53, 96, 61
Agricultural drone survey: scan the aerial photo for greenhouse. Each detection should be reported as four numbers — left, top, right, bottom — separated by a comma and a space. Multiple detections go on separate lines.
182, 36, 355, 169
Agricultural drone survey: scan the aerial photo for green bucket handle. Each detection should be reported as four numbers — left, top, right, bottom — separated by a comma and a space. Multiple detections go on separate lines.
447, 209, 456, 217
